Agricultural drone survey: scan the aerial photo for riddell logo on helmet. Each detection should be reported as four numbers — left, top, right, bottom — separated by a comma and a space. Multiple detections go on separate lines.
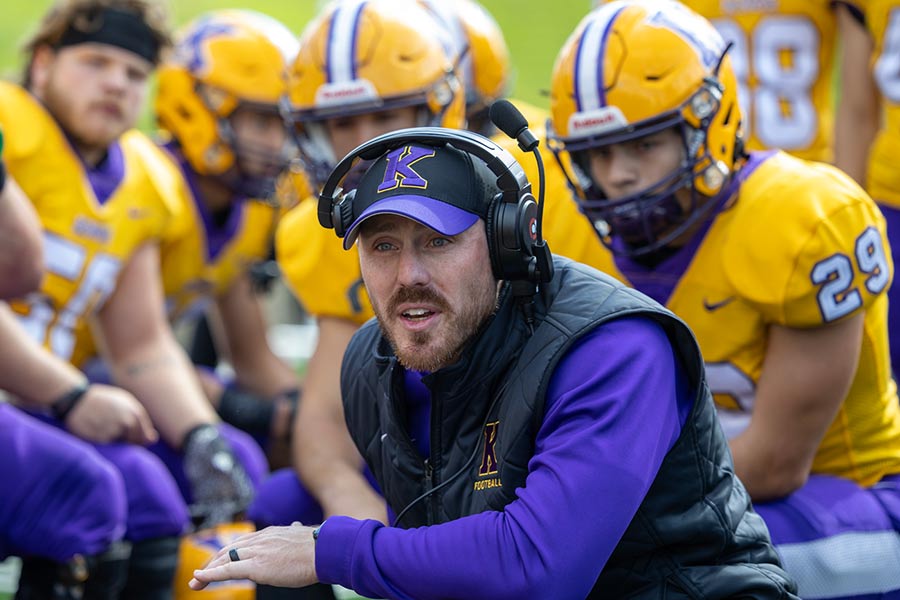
315, 79, 378, 107
568, 106, 627, 136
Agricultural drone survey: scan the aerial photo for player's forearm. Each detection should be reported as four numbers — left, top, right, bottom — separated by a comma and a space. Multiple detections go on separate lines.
233, 351, 299, 397
0, 303, 84, 405
110, 333, 217, 447
728, 433, 810, 501
834, 108, 878, 184
293, 410, 384, 521
0, 178, 43, 299
219, 276, 299, 396
732, 319, 861, 501
833, 1, 878, 184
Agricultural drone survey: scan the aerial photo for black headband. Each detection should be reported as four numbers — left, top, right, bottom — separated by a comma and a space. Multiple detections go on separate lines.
57, 7, 161, 64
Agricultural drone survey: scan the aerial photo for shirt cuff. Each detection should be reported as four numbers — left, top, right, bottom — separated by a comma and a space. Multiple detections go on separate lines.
314, 515, 382, 587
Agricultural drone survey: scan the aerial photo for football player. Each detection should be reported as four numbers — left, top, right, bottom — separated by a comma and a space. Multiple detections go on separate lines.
546, 2, 900, 597
0, 1, 266, 596
137, 10, 299, 459
1, 131, 155, 598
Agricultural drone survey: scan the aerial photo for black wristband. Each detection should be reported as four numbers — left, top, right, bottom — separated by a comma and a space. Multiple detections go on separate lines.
0, 159, 7, 194
51, 381, 90, 422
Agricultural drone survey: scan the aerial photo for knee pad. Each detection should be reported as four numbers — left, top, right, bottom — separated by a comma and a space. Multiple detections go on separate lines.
121, 536, 180, 600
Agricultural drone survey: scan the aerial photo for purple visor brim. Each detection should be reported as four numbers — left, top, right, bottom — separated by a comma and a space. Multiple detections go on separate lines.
342, 195, 480, 249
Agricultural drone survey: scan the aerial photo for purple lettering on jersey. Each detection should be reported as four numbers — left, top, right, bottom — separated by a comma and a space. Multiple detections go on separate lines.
85, 142, 125, 206
377, 146, 436, 193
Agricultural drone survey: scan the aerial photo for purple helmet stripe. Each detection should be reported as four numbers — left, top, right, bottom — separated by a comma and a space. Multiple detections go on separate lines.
575, 3, 627, 112
349, 1, 365, 80
325, 0, 368, 83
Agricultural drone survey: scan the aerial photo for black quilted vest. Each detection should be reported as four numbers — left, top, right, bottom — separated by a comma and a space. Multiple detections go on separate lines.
341, 257, 797, 598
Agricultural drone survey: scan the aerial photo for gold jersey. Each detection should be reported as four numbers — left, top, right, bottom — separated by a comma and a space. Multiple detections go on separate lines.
864, 0, 900, 207
681, 0, 841, 161
276, 197, 373, 325
158, 165, 281, 325
0, 82, 181, 368
555, 151, 900, 485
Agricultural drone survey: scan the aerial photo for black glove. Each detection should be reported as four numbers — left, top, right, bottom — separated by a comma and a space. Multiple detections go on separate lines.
217, 386, 300, 437
247, 259, 281, 293
182, 424, 254, 530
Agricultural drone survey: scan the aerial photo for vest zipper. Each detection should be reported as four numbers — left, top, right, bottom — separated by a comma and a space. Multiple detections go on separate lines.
423, 459, 434, 525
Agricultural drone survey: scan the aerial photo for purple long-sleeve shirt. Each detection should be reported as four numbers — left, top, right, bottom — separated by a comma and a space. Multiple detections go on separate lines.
315, 316, 692, 600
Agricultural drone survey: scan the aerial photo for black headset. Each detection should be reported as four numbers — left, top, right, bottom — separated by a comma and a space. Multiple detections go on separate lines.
318, 124, 553, 286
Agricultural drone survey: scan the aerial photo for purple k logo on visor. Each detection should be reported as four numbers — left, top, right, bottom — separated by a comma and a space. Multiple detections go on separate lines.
341, 142, 493, 249
377, 146, 437, 193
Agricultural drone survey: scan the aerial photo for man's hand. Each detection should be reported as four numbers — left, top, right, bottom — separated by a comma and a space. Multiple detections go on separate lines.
189, 522, 318, 590
66, 384, 158, 445
183, 424, 254, 530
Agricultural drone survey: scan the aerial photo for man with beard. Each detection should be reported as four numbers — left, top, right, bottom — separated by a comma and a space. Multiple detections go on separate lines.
0, 1, 267, 596
1, 132, 158, 598
188, 129, 797, 599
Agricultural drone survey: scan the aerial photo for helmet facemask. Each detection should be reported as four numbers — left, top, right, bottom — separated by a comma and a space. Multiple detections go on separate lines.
210, 98, 296, 202
155, 9, 300, 204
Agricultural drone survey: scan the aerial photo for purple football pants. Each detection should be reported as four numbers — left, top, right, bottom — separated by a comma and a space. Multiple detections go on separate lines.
0, 404, 126, 561
9, 408, 267, 557
756, 473, 900, 599
247, 466, 385, 527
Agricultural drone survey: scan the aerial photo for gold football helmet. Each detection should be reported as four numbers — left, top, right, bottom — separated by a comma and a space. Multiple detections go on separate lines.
287, 0, 464, 189
173, 522, 255, 599
155, 10, 299, 198
547, 0, 743, 256
418, 0, 511, 136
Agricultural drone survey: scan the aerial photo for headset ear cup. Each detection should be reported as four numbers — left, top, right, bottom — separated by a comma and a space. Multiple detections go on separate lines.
484, 192, 505, 280
519, 194, 538, 251
487, 192, 542, 282
332, 189, 356, 237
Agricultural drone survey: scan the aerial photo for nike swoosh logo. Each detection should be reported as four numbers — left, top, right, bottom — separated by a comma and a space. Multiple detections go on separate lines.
703, 297, 735, 311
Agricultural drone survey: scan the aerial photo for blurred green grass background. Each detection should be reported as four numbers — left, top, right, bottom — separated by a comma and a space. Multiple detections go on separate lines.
0, 3, 592, 598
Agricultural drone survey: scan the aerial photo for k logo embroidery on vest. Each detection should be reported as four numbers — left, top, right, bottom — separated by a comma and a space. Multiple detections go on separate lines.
474, 421, 501, 492
479, 421, 499, 476
377, 146, 436, 193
